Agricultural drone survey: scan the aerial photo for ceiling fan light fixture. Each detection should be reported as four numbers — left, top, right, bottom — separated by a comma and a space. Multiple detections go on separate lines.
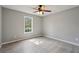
37, 11, 43, 15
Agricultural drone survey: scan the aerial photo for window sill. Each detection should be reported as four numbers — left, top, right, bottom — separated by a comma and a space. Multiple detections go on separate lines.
24, 32, 33, 34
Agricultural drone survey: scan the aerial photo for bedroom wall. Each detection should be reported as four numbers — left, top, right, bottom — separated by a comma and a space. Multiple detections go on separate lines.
2, 8, 42, 43
0, 6, 2, 44
43, 6, 79, 45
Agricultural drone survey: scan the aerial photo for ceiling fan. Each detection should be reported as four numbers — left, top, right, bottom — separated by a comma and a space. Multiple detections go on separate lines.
33, 5, 51, 15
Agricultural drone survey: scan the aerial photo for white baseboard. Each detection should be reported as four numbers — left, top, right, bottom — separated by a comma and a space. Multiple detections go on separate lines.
1, 36, 41, 45
45, 35, 79, 47
2, 38, 24, 45
2, 35, 79, 47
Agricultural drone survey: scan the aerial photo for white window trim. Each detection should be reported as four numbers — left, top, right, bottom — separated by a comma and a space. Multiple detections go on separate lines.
24, 16, 33, 34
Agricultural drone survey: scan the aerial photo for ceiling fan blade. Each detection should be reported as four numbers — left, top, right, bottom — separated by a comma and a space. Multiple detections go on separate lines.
43, 10, 51, 12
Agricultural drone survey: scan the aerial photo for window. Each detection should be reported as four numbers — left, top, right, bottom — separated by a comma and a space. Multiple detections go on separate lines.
24, 16, 33, 33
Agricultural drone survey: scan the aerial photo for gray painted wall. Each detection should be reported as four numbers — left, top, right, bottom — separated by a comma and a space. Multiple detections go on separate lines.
43, 6, 79, 45
2, 8, 42, 43
2, 6, 79, 46
0, 6, 2, 44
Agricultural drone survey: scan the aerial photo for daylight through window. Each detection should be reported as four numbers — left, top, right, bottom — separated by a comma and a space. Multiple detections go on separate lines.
24, 16, 33, 33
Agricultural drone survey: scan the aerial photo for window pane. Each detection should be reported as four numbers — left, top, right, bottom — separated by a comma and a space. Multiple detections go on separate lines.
24, 16, 32, 32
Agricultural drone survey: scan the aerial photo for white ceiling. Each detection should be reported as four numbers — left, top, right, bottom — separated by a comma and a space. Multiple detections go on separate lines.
2, 5, 78, 16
